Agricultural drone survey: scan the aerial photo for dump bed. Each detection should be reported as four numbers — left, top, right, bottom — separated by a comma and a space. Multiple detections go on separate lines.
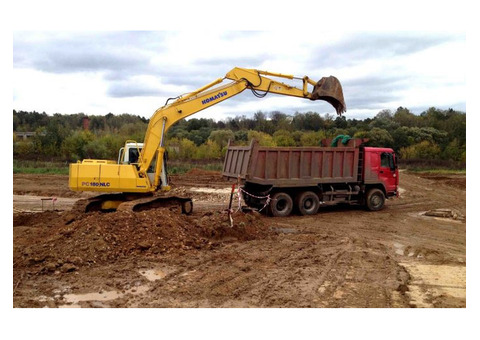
223, 139, 365, 187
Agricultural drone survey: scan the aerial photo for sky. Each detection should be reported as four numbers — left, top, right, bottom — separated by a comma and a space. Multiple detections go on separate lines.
13, 30, 466, 121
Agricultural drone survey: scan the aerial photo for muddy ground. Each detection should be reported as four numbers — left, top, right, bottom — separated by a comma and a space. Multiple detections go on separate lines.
12, 169, 466, 308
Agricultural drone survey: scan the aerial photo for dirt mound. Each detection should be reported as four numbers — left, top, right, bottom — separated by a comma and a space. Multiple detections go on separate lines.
170, 168, 228, 187
13, 209, 273, 275
417, 173, 466, 190
13, 174, 84, 198
14, 210, 63, 228
186, 168, 221, 177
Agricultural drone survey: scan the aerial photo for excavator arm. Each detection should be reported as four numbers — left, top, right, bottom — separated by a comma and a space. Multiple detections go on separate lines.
69, 67, 346, 195
139, 67, 346, 189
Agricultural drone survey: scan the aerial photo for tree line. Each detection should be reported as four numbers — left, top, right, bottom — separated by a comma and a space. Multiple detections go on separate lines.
13, 106, 466, 166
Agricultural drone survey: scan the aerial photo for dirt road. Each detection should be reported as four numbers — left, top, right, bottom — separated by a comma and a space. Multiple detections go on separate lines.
13, 170, 466, 308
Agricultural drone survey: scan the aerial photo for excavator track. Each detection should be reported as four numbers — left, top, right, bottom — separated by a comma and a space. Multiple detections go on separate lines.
71, 193, 193, 214
117, 195, 193, 214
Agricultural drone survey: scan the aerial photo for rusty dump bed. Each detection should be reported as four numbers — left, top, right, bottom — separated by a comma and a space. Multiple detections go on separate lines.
223, 139, 365, 187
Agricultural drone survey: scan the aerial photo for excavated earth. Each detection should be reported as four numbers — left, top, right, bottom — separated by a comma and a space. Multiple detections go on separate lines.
13, 169, 466, 308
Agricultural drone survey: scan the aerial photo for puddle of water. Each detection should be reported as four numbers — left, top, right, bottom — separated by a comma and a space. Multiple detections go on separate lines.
61, 285, 150, 306
139, 268, 167, 281
180, 270, 196, 277
393, 242, 404, 255
273, 227, 297, 234
401, 262, 466, 307
190, 187, 231, 194
63, 290, 123, 304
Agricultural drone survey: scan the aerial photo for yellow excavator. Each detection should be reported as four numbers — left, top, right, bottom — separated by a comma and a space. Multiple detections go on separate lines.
69, 67, 346, 213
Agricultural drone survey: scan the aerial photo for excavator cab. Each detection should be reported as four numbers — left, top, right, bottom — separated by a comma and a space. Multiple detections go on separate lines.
117, 142, 159, 186
117, 142, 144, 165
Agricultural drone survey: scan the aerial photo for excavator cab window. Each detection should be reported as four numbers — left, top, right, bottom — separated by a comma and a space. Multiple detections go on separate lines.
129, 148, 140, 164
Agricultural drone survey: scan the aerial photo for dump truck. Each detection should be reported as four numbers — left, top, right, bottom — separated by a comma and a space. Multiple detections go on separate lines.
69, 67, 346, 213
222, 137, 399, 216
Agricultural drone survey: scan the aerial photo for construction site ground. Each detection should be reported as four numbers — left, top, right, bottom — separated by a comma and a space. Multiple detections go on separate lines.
12, 169, 466, 308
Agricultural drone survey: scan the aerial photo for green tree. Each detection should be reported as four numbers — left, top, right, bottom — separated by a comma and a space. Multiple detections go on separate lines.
208, 129, 235, 149
234, 130, 249, 143
195, 140, 222, 160
400, 141, 441, 160
354, 128, 394, 148
273, 130, 295, 146
442, 139, 464, 161
247, 130, 275, 146
61, 130, 95, 161
178, 138, 196, 159
300, 131, 326, 146
270, 111, 292, 131
393, 107, 417, 127
371, 109, 399, 130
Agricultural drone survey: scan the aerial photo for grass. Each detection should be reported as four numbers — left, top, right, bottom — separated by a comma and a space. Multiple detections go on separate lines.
403, 168, 466, 175
167, 161, 223, 174
13, 160, 69, 175
13, 159, 224, 175
398, 159, 465, 174
15, 158, 466, 176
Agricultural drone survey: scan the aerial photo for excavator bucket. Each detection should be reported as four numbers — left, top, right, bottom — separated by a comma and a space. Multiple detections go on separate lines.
311, 76, 347, 115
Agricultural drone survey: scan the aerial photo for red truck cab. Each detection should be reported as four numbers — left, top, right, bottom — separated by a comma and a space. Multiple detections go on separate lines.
363, 147, 399, 197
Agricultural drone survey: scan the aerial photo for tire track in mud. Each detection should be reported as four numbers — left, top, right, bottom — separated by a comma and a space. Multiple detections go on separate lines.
136, 230, 412, 308
313, 237, 411, 308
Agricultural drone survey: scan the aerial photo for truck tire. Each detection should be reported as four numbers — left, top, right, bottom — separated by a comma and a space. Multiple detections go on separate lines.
269, 192, 293, 217
295, 191, 320, 215
366, 188, 385, 211
181, 200, 193, 215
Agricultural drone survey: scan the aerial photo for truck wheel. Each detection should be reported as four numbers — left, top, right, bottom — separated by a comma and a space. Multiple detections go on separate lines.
296, 191, 320, 215
181, 200, 193, 215
366, 188, 385, 211
269, 192, 293, 217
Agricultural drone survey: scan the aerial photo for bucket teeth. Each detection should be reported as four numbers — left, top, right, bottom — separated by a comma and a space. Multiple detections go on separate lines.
311, 76, 346, 115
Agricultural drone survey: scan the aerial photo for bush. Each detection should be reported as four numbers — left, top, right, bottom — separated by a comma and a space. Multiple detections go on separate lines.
247, 130, 275, 146
60, 130, 95, 161
194, 140, 222, 160
354, 128, 394, 148
208, 129, 235, 149
400, 141, 441, 160
273, 130, 295, 146
299, 131, 326, 146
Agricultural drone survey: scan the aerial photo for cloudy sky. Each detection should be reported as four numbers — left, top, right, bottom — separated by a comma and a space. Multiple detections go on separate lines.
12, 30, 466, 121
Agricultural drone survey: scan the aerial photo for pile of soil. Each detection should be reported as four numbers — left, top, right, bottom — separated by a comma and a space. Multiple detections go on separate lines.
13, 210, 62, 228
416, 173, 466, 190
13, 208, 274, 275
13, 174, 84, 198
170, 168, 229, 187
